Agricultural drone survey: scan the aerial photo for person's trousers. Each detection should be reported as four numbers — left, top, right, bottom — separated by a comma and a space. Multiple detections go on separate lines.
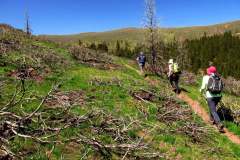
207, 97, 222, 124
169, 74, 180, 93
139, 63, 145, 72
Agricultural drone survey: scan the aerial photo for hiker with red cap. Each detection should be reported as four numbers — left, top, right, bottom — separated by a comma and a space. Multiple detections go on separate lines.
200, 66, 225, 132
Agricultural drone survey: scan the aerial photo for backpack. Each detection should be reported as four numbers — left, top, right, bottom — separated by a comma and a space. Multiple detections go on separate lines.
139, 55, 146, 64
207, 74, 224, 94
173, 63, 181, 74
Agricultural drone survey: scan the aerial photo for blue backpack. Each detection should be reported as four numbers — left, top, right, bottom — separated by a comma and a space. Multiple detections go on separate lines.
139, 55, 146, 64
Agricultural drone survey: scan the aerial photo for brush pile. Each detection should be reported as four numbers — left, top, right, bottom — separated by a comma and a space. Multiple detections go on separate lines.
89, 77, 122, 87
130, 88, 212, 144
223, 76, 240, 96
0, 80, 164, 159
157, 98, 192, 124
69, 45, 120, 70
181, 71, 197, 85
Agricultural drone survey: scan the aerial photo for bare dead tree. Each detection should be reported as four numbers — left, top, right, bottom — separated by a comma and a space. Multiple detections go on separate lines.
144, 0, 159, 68
25, 11, 31, 36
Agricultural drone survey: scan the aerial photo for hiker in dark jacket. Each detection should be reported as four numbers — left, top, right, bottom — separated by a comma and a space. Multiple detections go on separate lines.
200, 66, 224, 132
168, 59, 181, 94
136, 52, 146, 74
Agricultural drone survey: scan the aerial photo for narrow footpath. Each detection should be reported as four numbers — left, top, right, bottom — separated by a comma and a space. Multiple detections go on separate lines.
124, 63, 240, 145
178, 93, 240, 144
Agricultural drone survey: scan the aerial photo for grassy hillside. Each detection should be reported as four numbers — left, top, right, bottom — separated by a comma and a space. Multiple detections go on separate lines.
1, 25, 240, 159
40, 20, 240, 43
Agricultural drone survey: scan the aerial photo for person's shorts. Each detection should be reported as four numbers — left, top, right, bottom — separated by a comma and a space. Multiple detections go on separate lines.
170, 73, 179, 81
139, 63, 145, 67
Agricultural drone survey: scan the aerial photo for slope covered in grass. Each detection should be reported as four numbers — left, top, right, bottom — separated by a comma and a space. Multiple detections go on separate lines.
1, 28, 240, 159
40, 20, 240, 43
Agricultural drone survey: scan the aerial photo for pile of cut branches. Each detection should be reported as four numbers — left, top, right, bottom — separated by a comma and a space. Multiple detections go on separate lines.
177, 122, 213, 143
0, 31, 69, 82
131, 89, 158, 103
181, 71, 197, 85
89, 77, 122, 87
157, 98, 192, 124
0, 80, 164, 159
223, 76, 240, 96
156, 97, 213, 143
69, 45, 120, 70
217, 100, 240, 125
0, 32, 23, 54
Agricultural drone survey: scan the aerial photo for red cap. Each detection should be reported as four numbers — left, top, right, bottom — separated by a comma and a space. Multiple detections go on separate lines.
207, 66, 217, 75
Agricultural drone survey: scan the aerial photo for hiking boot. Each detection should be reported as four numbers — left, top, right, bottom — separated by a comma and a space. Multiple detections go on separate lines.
210, 117, 216, 125
176, 89, 181, 94
210, 119, 215, 125
172, 88, 177, 93
217, 123, 225, 133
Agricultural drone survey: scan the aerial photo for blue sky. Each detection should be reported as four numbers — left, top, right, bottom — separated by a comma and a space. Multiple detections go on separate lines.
0, 0, 240, 35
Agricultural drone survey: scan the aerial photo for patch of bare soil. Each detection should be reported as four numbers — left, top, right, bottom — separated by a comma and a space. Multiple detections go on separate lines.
45, 90, 85, 108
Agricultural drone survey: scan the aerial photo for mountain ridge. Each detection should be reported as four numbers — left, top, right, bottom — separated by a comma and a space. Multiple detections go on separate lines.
39, 20, 240, 43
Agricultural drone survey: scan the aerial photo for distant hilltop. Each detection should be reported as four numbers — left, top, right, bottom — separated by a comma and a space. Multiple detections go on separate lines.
39, 20, 240, 43
2, 20, 240, 43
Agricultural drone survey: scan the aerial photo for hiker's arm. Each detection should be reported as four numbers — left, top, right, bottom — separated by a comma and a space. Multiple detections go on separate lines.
168, 65, 172, 77
199, 77, 206, 93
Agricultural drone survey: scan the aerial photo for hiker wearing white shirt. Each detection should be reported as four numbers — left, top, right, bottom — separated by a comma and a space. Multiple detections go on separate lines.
168, 59, 181, 94
200, 66, 224, 132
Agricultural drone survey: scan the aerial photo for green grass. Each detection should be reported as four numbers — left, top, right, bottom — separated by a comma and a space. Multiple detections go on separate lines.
225, 121, 240, 136
2, 34, 240, 159
2, 57, 240, 159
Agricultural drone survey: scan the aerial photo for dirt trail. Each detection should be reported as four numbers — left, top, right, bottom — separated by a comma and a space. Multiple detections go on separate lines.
124, 64, 142, 75
178, 93, 240, 145
124, 63, 240, 145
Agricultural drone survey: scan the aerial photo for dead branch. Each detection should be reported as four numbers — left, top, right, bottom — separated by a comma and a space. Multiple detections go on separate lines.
0, 79, 163, 159
24, 83, 60, 120
1, 80, 25, 111
177, 122, 213, 143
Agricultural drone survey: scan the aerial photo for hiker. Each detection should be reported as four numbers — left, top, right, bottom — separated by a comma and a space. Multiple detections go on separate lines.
200, 66, 224, 132
168, 59, 181, 94
136, 52, 146, 74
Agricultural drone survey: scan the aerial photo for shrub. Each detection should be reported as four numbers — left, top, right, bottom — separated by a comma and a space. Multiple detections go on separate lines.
223, 77, 240, 96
